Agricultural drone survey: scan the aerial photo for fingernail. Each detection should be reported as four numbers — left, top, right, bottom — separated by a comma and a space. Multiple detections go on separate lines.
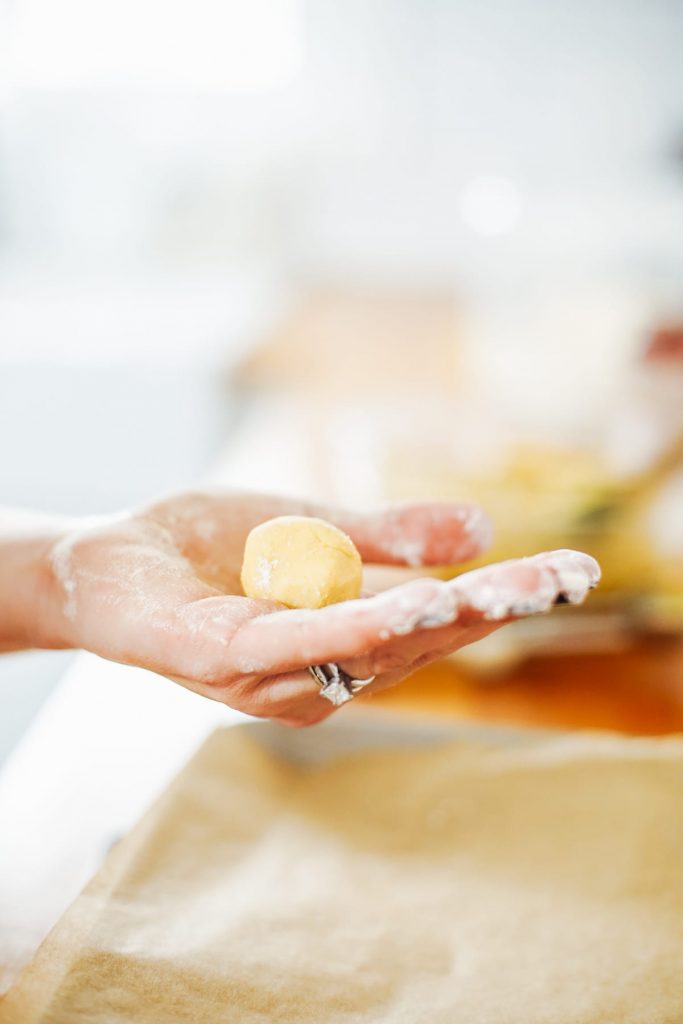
507, 594, 555, 617
548, 550, 601, 587
551, 564, 592, 605
531, 550, 601, 605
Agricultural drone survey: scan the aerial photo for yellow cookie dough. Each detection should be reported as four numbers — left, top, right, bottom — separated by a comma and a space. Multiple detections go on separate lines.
240, 515, 363, 609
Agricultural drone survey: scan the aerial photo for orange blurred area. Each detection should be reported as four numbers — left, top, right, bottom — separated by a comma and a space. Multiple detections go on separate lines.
367, 642, 683, 736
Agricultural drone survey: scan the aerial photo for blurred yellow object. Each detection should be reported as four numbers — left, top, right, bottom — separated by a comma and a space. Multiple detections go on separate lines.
385, 438, 683, 612
235, 288, 463, 399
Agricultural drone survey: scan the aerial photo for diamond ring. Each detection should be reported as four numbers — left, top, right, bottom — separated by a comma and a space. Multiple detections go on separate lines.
308, 663, 376, 706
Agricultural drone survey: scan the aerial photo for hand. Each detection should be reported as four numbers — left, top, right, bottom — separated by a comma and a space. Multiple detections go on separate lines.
42, 491, 599, 726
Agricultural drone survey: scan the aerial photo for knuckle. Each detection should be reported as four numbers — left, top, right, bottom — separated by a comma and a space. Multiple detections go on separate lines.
373, 649, 406, 673
186, 660, 244, 690
409, 651, 438, 670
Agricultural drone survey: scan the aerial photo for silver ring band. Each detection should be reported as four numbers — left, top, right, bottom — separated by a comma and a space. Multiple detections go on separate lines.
309, 663, 376, 706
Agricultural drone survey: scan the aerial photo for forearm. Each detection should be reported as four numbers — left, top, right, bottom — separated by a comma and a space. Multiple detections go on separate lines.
0, 510, 70, 652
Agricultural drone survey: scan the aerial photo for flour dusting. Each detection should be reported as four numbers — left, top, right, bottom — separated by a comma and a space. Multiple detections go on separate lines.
256, 557, 276, 590
385, 536, 426, 568
50, 536, 79, 620
194, 519, 218, 543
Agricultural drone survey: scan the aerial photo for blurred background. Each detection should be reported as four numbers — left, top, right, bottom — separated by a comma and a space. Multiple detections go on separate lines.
1, 0, 683, 757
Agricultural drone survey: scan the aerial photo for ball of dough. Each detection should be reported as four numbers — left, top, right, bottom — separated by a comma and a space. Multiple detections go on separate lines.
240, 515, 363, 609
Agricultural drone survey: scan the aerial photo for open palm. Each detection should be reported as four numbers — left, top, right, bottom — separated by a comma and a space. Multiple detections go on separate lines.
48, 491, 600, 726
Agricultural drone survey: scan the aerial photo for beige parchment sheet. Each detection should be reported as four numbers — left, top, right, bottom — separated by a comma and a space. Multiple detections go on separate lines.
2, 725, 683, 1024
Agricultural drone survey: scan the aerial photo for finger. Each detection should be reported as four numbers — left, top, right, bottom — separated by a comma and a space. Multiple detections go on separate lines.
334, 549, 601, 680
225, 577, 459, 678
172, 660, 337, 726
145, 492, 492, 570
450, 548, 601, 620
197, 549, 598, 681
247, 671, 337, 727
340, 618, 499, 682
222, 550, 600, 719
332, 502, 492, 566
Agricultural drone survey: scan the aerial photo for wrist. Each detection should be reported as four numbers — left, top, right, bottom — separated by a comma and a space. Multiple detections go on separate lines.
0, 512, 75, 652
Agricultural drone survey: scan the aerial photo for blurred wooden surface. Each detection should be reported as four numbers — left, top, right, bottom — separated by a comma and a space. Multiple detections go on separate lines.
370, 642, 683, 735
236, 288, 462, 397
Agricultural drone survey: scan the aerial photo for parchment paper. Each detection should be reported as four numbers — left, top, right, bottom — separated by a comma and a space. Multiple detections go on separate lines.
3, 725, 683, 1023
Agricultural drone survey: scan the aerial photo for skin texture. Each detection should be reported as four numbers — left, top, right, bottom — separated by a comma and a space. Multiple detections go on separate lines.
1, 491, 600, 728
